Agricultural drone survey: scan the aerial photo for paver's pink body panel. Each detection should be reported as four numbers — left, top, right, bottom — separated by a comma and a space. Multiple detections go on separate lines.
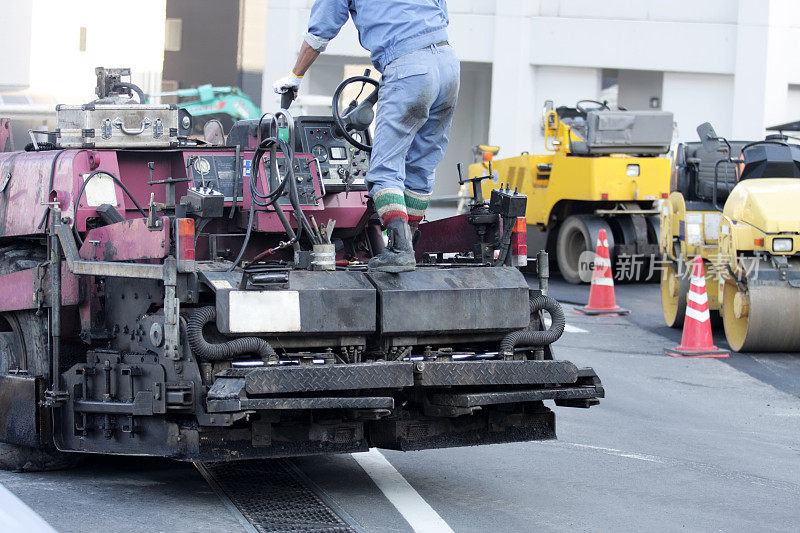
0, 264, 80, 312
79, 217, 170, 261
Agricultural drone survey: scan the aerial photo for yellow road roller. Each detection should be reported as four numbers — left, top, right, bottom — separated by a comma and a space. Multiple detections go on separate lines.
470, 100, 673, 283
659, 135, 750, 327
663, 122, 800, 352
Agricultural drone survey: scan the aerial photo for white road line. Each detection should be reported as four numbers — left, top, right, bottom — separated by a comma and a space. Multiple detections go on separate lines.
0, 482, 57, 533
352, 449, 454, 533
564, 324, 588, 333
543, 316, 588, 334
551, 442, 665, 464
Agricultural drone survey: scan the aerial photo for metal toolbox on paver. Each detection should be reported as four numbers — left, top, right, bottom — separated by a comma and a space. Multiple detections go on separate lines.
55, 103, 179, 148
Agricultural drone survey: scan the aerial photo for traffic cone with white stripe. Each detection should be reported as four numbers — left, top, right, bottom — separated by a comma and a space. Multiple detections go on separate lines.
665, 256, 729, 358
575, 229, 629, 316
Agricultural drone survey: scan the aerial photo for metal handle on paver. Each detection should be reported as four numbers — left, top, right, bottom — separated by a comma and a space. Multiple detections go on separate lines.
537, 250, 549, 296
113, 117, 151, 135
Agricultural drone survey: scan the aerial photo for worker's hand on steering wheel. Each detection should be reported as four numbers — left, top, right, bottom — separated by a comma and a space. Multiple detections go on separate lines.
273, 71, 303, 96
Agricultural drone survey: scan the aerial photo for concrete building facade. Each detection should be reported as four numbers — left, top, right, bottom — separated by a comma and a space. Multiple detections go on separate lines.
262, 0, 800, 196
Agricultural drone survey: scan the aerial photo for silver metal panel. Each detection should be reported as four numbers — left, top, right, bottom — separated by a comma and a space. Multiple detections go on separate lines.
56, 103, 178, 148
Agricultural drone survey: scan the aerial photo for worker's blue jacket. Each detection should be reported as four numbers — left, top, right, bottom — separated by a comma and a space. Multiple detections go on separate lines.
305, 0, 450, 72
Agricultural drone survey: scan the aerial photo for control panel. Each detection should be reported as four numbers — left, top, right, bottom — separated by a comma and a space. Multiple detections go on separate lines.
183, 152, 323, 207
259, 153, 323, 207
294, 116, 370, 192
185, 153, 244, 201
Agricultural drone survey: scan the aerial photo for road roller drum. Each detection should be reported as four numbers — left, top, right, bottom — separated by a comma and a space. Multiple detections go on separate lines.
722, 282, 800, 352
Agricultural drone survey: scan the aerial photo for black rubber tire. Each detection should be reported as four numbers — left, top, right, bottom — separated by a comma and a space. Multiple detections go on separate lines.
0, 243, 84, 472
555, 215, 615, 285
555, 216, 591, 284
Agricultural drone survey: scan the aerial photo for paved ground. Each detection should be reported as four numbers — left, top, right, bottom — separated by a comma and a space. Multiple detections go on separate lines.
1, 277, 799, 532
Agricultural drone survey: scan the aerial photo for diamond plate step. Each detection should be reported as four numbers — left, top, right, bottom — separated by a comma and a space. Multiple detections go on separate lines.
217, 363, 413, 395
207, 396, 395, 413
414, 360, 579, 387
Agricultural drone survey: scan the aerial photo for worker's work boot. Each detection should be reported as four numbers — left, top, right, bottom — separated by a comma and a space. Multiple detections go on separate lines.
368, 218, 416, 273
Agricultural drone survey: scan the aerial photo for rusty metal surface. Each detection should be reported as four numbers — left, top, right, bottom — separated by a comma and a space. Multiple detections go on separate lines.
79, 216, 170, 261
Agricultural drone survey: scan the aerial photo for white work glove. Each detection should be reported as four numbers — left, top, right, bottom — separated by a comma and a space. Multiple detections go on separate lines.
273, 71, 303, 96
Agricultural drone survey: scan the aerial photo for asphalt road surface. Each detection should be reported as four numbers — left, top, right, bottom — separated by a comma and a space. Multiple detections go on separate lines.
1, 276, 798, 532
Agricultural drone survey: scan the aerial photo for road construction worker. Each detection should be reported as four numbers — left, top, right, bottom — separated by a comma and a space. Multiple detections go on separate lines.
274, 0, 460, 273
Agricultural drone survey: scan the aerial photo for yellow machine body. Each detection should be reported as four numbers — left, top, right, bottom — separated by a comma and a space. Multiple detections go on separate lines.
468, 105, 672, 283
660, 133, 800, 352
718, 178, 800, 268
659, 191, 722, 326
715, 179, 800, 352
469, 111, 672, 228
471, 151, 671, 227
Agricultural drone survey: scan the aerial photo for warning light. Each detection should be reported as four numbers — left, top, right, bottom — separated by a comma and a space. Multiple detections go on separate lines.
511, 217, 528, 267
177, 218, 196, 261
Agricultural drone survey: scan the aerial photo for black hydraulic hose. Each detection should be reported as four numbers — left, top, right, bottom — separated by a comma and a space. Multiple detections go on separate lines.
187, 306, 277, 362
37, 149, 68, 229
274, 200, 301, 252
495, 218, 515, 266
500, 295, 565, 354
229, 133, 319, 270
227, 199, 254, 272
72, 169, 148, 246
111, 81, 146, 103
250, 140, 287, 205
24, 142, 57, 152
228, 139, 291, 272
249, 137, 316, 243
278, 138, 318, 244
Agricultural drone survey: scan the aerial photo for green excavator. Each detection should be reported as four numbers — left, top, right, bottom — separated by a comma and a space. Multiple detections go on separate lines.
150, 84, 261, 134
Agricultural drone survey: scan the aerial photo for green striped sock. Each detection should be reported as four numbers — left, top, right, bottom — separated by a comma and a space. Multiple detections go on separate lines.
373, 188, 408, 225
404, 189, 431, 229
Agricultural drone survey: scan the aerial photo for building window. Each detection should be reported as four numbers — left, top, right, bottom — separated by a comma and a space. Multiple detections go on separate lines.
79, 27, 87, 52
165, 18, 183, 52
600, 69, 619, 108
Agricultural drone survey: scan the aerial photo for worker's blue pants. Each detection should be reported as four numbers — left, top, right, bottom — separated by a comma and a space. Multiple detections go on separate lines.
366, 43, 460, 195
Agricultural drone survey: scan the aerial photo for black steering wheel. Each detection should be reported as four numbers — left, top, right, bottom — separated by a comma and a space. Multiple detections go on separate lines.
332, 74, 380, 152
576, 99, 610, 114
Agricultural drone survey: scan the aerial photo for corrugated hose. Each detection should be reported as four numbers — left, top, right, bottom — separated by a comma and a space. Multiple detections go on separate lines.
187, 306, 277, 362
500, 295, 565, 355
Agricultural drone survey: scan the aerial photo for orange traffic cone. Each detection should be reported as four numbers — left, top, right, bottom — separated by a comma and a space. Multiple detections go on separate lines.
665, 257, 729, 358
575, 229, 629, 316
